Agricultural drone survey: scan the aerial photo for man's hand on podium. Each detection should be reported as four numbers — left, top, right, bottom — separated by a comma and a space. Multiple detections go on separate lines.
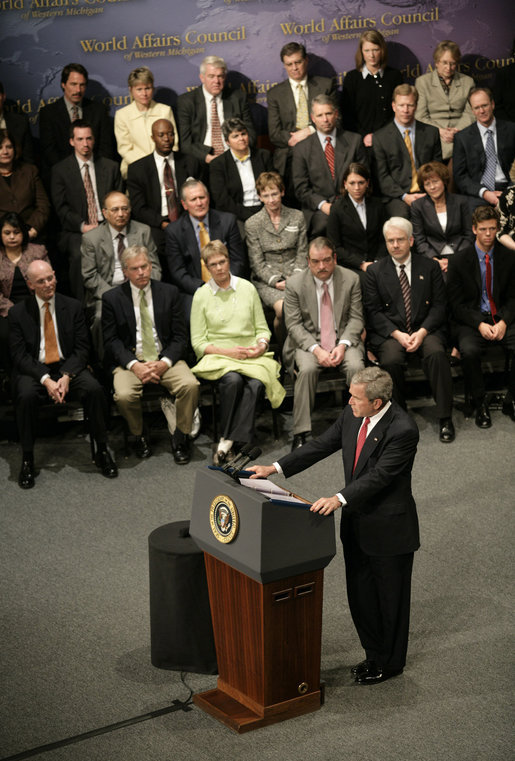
247, 464, 278, 479
310, 496, 341, 515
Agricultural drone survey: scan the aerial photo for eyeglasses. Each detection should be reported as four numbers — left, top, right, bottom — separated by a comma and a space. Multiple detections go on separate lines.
105, 206, 130, 213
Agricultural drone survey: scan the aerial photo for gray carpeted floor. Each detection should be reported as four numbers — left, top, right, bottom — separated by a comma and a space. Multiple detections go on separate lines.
1, 395, 513, 761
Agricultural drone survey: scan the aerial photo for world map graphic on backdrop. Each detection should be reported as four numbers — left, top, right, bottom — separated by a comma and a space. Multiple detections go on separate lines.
0, 0, 513, 132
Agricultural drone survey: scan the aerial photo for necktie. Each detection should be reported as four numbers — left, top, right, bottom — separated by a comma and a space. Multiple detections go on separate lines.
44, 302, 59, 364
139, 289, 158, 361
480, 129, 496, 191
83, 163, 97, 226
210, 98, 224, 156
325, 136, 335, 180
198, 222, 212, 282
320, 282, 336, 351
296, 84, 309, 129
71, 105, 79, 121
353, 416, 370, 473
403, 129, 419, 192
484, 253, 497, 318
163, 159, 179, 222
399, 264, 412, 334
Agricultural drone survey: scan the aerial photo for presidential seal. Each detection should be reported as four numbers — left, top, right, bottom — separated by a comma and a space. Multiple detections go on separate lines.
210, 494, 239, 544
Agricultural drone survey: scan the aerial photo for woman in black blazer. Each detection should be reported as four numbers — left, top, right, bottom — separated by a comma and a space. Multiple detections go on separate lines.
326, 162, 387, 288
411, 161, 473, 277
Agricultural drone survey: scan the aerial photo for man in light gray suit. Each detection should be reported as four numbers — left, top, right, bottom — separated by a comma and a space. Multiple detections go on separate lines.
284, 237, 365, 449
81, 191, 161, 353
292, 94, 367, 237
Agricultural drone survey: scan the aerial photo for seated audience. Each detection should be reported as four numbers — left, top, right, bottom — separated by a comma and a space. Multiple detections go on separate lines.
0, 129, 50, 241
447, 206, 515, 428
372, 84, 442, 218
411, 161, 473, 275
102, 245, 198, 463
190, 240, 285, 464
283, 237, 364, 450
245, 171, 308, 345
326, 162, 387, 287
292, 94, 367, 237
8, 259, 117, 489
453, 87, 515, 211
209, 117, 272, 235
0, 81, 35, 165
0, 212, 49, 369
364, 217, 455, 442
51, 120, 123, 299
164, 179, 247, 320
81, 191, 160, 354
342, 30, 403, 147
114, 66, 178, 179
39, 63, 115, 178
497, 167, 515, 251
415, 41, 475, 161
177, 55, 256, 164
127, 119, 203, 258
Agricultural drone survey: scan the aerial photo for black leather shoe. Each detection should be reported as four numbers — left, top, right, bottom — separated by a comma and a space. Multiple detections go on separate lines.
291, 431, 310, 451
439, 417, 455, 443
18, 459, 36, 489
172, 432, 191, 465
355, 665, 403, 685
502, 397, 515, 421
95, 450, 118, 479
134, 435, 152, 458
351, 659, 375, 677
475, 402, 492, 429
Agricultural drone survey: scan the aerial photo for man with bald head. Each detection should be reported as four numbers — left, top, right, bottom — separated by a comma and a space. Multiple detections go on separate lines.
8, 259, 117, 488
127, 119, 204, 257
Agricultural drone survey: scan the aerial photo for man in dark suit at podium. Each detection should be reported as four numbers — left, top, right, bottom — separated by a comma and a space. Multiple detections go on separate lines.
249, 366, 420, 685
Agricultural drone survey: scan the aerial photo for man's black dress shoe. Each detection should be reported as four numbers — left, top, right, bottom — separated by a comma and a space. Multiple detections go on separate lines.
502, 397, 515, 421
291, 431, 310, 451
172, 431, 191, 465
355, 664, 403, 685
475, 402, 492, 429
18, 459, 36, 489
134, 435, 152, 458
95, 450, 118, 479
439, 417, 455, 443
351, 659, 375, 677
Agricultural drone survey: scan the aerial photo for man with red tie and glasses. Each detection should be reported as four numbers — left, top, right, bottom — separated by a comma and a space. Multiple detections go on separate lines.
248, 366, 420, 685
447, 205, 515, 427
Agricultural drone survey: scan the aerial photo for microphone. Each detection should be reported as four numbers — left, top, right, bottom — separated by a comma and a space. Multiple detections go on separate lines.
220, 444, 252, 474
229, 446, 262, 478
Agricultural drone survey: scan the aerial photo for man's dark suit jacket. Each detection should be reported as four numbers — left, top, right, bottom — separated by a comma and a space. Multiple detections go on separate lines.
326, 194, 388, 271
176, 87, 256, 162
372, 120, 442, 201
126, 151, 204, 232
39, 97, 115, 172
101, 280, 188, 373
410, 193, 473, 260
364, 254, 447, 347
8, 293, 91, 381
292, 129, 367, 225
164, 208, 247, 296
452, 120, 515, 198
51, 154, 123, 233
209, 148, 273, 220
3, 110, 35, 164
447, 242, 515, 330
278, 401, 420, 556
266, 76, 336, 176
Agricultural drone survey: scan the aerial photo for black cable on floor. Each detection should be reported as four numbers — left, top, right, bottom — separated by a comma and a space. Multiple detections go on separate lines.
1, 673, 195, 761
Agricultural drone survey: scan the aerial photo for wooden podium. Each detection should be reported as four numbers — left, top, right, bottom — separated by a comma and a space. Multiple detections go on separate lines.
189, 468, 336, 733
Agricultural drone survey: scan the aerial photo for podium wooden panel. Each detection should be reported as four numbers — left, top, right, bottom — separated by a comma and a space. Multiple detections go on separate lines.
190, 469, 335, 732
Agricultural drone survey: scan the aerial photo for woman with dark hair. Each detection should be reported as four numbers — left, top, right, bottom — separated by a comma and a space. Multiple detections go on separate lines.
497, 160, 515, 251
0, 211, 50, 367
411, 161, 473, 275
342, 30, 403, 147
0, 129, 50, 241
326, 162, 387, 286
415, 41, 475, 161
